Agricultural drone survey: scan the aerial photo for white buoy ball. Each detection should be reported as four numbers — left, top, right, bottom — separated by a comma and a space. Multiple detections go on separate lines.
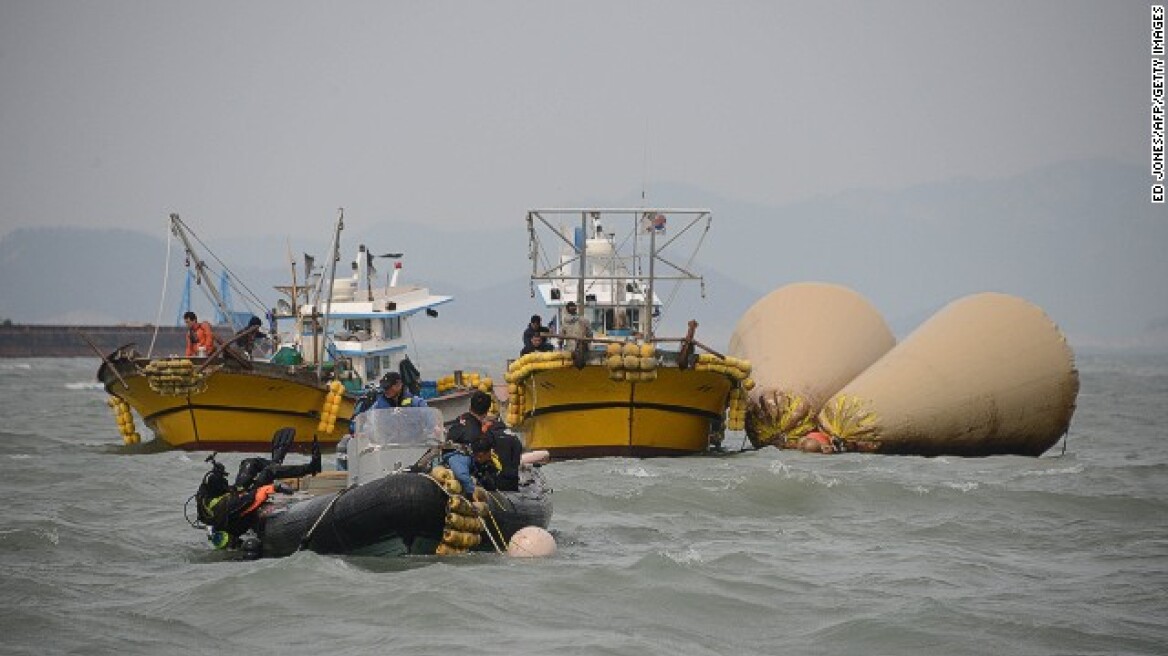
506, 526, 556, 558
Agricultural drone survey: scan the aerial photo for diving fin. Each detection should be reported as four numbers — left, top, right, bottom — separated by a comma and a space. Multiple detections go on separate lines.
309, 435, 322, 475
271, 427, 296, 464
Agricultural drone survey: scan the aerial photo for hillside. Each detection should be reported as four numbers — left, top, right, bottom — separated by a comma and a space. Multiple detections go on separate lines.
2, 159, 1165, 352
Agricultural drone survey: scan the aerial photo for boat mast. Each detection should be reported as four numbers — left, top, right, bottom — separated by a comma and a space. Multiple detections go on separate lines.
316, 208, 345, 377
169, 213, 235, 327
577, 211, 588, 322
645, 215, 656, 340
286, 238, 299, 320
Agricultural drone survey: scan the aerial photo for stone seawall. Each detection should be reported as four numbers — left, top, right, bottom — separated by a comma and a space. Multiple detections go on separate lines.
0, 325, 201, 357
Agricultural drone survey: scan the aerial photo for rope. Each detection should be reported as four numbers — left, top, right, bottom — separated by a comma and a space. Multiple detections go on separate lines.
298, 483, 355, 551
421, 472, 505, 555
478, 514, 504, 554
482, 491, 509, 552
148, 225, 174, 358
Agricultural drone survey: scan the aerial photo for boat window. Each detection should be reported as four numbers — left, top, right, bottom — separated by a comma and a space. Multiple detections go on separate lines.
587, 308, 603, 333
606, 308, 634, 336
627, 308, 641, 333
385, 317, 401, 340
344, 319, 372, 335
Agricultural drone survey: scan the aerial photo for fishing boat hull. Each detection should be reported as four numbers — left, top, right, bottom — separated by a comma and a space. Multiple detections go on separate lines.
514, 363, 734, 458
98, 352, 478, 452
99, 355, 356, 451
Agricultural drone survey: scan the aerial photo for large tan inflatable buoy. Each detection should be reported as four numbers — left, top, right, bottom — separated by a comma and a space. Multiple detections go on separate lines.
728, 282, 895, 448
817, 292, 1079, 456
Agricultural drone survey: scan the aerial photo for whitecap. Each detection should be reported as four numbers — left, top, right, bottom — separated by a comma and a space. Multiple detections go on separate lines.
65, 381, 105, 391
810, 472, 840, 488
943, 481, 979, 492
1022, 465, 1085, 477
664, 546, 703, 564
39, 527, 60, 546
616, 465, 658, 478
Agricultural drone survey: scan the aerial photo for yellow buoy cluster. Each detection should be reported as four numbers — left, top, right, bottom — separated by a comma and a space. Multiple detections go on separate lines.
431, 466, 484, 555
817, 394, 878, 442
143, 358, 206, 396
694, 353, 753, 381
693, 353, 754, 432
504, 352, 573, 425
437, 371, 490, 394
605, 342, 658, 382
726, 387, 748, 431
106, 396, 141, 445
746, 391, 817, 447
316, 380, 345, 435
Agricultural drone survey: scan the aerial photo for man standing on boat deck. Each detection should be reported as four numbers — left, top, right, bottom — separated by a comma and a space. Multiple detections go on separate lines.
560, 301, 593, 352
522, 314, 545, 352
183, 311, 215, 357
520, 330, 554, 356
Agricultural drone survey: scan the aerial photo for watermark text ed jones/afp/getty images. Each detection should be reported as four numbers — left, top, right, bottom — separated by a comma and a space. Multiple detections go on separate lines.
1152, 5, 1165, 203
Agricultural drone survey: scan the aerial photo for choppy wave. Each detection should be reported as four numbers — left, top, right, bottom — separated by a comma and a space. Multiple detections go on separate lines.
0, 356, 1165, 655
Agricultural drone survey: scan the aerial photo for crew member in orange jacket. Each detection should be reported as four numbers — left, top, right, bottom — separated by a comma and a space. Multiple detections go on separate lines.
183, 311, 215, 357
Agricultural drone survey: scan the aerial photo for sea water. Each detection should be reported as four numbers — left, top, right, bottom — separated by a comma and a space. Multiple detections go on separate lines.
0, 353, 1165, 655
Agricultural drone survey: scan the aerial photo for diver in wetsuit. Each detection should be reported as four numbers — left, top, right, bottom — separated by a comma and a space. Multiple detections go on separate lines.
195, 430, 321, 556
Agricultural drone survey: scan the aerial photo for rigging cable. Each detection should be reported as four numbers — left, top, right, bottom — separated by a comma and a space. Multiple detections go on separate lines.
183, 224, 270, 317
403, 314, 424, 375
658, 216, 712, 327
148, 224, 175, 358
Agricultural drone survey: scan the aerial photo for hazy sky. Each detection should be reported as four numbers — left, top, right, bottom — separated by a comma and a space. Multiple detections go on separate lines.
0, 1, 1152, 240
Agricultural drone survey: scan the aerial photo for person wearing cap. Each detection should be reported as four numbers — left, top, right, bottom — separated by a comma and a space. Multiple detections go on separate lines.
372, 370, 428, 410
560, 301, 593, 352
522, 314, 544, 352
337, 370, 426, 470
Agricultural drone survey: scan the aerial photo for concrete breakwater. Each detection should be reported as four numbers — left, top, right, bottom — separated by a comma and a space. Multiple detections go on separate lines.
0, 324, 207, 357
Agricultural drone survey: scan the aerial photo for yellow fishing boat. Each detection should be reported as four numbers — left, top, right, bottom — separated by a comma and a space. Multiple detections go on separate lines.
504, 209, 752, 458
99, 353, 359, 451
97, 211, 480, 452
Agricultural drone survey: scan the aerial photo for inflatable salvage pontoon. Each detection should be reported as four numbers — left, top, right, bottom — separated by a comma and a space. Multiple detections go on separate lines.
190, 407, 552, 559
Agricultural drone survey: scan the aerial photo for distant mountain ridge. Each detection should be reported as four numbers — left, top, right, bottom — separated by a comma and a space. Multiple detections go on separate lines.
1, 158, 1164, 352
